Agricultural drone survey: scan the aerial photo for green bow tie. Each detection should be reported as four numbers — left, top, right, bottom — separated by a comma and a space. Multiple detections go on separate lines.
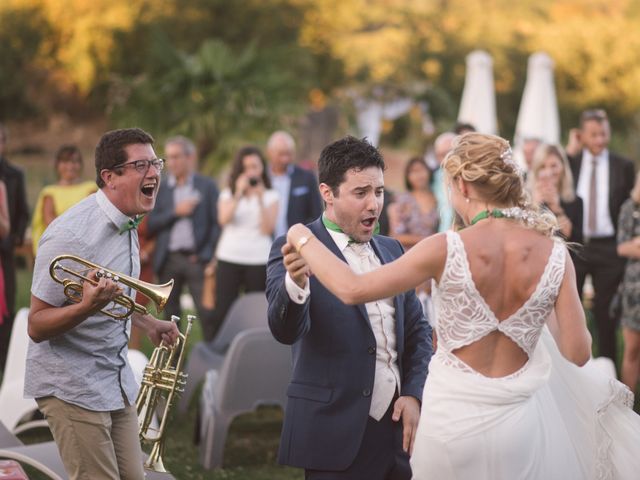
119, 215, 144, 235
322, 215, 379, 243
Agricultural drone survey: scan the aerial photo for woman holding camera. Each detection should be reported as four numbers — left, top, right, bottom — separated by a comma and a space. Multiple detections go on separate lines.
208, 146, 279, 338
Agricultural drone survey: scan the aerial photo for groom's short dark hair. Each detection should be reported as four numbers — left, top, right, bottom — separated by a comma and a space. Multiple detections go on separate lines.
318, 136, 385, 195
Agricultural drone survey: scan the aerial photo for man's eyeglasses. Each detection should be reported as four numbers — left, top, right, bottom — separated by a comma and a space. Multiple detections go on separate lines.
113, 158, 164, 173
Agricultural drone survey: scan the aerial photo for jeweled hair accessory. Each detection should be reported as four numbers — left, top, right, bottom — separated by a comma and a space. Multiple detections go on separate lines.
500, 144, 525, 177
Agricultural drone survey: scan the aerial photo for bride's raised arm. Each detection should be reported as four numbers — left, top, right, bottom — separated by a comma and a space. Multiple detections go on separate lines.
286, 223, 447, 304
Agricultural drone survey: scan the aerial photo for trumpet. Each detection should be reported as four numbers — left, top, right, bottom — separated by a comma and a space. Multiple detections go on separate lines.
136, 315, 193, 473
49, 254, 174, 319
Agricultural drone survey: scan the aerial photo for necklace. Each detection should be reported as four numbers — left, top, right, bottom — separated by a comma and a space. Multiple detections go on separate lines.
469, 206, 534, 227
470, 208, 506, 226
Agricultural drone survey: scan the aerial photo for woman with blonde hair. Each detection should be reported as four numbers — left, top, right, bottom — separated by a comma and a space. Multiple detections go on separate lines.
527, 143, 583, 246
286, 133, 640, 478
617, 172, 640, 395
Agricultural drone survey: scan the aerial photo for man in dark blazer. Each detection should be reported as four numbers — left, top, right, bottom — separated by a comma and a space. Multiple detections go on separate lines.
0, 123, 30, 370
267, 131, 323, 238
147, 136, 219, 338
568, 109, 635, 362
266, 136, 432, 479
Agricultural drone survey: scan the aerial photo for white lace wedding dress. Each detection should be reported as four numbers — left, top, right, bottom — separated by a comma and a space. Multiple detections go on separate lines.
411, 231, 640, 480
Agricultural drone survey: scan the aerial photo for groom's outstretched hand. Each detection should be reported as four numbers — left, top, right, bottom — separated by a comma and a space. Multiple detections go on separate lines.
392, 395, 420, 455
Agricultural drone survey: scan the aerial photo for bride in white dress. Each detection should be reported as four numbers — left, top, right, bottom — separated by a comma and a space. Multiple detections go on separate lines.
286, 132, 640, 479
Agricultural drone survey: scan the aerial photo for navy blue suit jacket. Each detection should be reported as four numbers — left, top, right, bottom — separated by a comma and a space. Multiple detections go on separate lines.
284, 166, 323, 228
266, 218, 432, 471
147, 173, 220, 273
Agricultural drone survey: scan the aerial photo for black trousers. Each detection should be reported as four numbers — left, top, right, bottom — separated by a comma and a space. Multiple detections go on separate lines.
574, 237, 626, 362
158, 252, 215, 339
0, 250, 16, 371
205, 260, 266, 342
305, 400, 411, 480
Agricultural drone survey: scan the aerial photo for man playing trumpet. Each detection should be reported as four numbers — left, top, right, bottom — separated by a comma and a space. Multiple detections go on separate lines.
25, 128, 179, 480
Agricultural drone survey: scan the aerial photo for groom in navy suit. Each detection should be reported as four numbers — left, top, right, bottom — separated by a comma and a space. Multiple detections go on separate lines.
266, 136, 432, 479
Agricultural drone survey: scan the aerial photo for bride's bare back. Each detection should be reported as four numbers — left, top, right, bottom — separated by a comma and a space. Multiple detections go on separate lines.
445, 221, 557, 377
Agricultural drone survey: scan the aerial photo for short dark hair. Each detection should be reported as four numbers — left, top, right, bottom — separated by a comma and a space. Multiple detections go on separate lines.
453, 122, 476, 135
55, 145, 82, 165
318, 136, 385, 195
228, 145, 271, 195
404, 156, 434, 191
95, 128, 154, 188
580, 108, 608, 128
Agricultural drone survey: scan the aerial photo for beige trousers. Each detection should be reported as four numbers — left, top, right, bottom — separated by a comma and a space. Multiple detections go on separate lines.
37, 396, 144, 480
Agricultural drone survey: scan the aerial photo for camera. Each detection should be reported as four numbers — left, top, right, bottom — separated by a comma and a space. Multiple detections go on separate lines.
248, 177, 259, 187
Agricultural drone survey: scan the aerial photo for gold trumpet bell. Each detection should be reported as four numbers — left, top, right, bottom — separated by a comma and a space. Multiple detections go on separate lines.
136, 278, 174, 314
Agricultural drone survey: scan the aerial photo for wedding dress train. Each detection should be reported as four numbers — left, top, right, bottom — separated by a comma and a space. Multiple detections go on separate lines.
410, 231, 640, 480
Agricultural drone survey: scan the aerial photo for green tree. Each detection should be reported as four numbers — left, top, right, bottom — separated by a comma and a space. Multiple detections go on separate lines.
111, 37, 310, 171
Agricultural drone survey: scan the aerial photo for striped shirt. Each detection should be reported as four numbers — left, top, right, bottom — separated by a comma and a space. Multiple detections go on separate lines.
25, 189, 141, 411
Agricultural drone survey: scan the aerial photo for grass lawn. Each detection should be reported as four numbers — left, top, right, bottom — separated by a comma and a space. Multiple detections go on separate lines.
14, 267, 303, 480
10, 265, 639, 479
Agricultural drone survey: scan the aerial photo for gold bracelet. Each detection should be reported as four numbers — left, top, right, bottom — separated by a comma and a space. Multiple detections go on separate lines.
295, 235, 311, 253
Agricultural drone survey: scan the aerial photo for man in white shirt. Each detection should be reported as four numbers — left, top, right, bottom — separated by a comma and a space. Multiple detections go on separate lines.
266, 136, 432, 480
568, 109, 635, 361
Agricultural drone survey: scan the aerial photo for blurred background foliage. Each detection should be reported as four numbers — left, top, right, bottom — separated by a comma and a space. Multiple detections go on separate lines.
2, 0, 640, 168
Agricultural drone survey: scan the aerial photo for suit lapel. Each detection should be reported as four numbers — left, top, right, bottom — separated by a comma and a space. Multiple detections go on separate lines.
310, 219, 371, 327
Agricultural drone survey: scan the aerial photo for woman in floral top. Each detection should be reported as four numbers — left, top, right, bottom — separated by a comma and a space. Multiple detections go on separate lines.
389, 156, 439, 250
617, 172, 640, 395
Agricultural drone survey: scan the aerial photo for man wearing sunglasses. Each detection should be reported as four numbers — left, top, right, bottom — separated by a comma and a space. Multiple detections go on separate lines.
26, 128, 179, 480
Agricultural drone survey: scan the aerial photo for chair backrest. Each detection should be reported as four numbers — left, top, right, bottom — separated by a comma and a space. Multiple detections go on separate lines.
215, 328, 291, 414
1, 309, 30, 386
0, 309, 39, 431
210, 293, 268, 353
0, 421, 22, 448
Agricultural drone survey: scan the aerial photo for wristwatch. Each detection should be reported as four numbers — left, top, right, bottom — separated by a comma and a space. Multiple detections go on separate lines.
295, 236, 310, 253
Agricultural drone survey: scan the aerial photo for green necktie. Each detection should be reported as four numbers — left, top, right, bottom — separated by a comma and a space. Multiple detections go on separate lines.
119, 215, 144, 235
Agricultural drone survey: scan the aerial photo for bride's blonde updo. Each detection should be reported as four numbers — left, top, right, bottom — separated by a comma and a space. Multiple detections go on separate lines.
442, 132, 558, 237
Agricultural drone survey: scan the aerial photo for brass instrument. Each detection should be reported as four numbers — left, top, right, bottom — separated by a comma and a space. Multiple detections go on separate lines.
136, 315, 193, 473
49, 254, 174, 319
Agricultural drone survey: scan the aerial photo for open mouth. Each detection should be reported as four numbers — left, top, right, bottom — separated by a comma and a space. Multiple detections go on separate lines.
361, 217, 376, 229
141, 182, 156, 198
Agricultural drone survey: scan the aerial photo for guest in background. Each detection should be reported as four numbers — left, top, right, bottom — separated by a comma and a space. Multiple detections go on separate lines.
568, 109, 635, 361
565, 127, 583, 158
389, 157, 439, 250
0, 123, 29, 370
130, 215, 155, 350
209, 146, 279, 340
267, 131, 322, 238
432, 132, 456, 232
527, 144, 583, 247
31, 145, 96, 255
0, 180, 10, 331
148, 136, 220, 338
616, 173, 640, 394
453, 122, 476, 135
521, 137, 542, 172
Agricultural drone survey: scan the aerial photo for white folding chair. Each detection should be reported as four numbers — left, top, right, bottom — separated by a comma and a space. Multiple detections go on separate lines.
198, 327, 291, 469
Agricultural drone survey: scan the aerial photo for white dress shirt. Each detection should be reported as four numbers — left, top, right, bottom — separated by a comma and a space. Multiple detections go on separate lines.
576, 149, 615, 238
285, 228, 401, 421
